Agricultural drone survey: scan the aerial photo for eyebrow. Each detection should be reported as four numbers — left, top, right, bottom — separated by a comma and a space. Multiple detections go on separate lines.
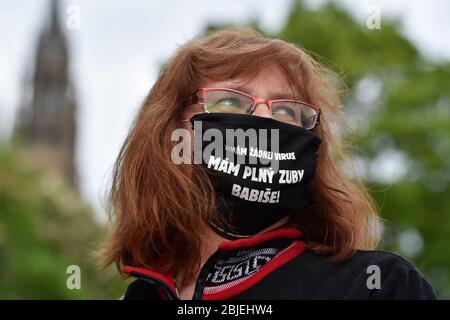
224, 84, 297, 100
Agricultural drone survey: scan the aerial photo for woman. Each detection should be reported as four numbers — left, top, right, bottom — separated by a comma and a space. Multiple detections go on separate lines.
99, 28, 436, 300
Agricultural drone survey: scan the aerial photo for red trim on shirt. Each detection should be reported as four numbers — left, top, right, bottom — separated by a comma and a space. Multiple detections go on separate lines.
124, 226, 303, 300
123, 266, 177, 294
219, 227, 302, 251
202, 240, 306, 300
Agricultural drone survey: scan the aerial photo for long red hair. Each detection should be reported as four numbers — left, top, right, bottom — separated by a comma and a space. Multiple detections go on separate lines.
99, 28, 380, 284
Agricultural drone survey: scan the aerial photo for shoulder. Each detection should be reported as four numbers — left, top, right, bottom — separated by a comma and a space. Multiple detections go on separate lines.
123, 279, 160, 300
354, 250, 436, 299
283, 249, 437, 299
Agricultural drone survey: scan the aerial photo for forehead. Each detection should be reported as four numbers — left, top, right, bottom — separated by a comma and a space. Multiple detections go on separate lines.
202, 64, 298, 100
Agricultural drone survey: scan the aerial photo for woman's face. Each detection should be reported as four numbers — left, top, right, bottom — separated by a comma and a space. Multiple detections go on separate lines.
182, 64, 296, 130
179, 64, 299, 234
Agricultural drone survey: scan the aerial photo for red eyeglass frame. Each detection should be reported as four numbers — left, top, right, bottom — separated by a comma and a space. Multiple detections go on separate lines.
183, 87, 321, 129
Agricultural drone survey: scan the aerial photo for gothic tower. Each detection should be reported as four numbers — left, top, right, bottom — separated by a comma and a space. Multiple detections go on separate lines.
16, 0, 78, 189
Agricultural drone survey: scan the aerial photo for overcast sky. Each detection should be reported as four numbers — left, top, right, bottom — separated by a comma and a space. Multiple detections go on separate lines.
1, 0, 449, 219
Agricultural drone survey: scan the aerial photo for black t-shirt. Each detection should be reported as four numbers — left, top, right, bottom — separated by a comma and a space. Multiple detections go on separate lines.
123, 228, 436, 300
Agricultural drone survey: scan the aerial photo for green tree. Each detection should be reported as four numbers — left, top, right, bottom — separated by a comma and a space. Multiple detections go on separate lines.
0, 146, 127, 299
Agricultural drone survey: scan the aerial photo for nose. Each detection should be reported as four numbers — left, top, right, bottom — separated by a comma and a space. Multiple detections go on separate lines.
251, 103, 272, 118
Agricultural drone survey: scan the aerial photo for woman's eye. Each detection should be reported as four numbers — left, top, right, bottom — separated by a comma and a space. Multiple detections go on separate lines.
273, 106, 295, 118
216, 98, 242, 106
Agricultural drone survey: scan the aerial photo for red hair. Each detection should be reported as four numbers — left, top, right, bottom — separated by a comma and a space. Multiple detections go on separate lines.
98, 28, 380, 285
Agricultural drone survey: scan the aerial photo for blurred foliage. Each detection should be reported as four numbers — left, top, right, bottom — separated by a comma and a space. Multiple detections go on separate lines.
0, 145, 127, 299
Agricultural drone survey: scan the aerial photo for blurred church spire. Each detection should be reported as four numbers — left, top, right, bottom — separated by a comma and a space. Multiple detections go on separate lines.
15, 0, 78, 190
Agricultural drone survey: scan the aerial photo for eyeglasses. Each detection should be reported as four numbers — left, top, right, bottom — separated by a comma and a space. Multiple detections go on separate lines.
183, 87, 321, 130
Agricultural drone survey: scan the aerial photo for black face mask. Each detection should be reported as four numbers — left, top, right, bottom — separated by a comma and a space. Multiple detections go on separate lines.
190, 113, 321, 239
